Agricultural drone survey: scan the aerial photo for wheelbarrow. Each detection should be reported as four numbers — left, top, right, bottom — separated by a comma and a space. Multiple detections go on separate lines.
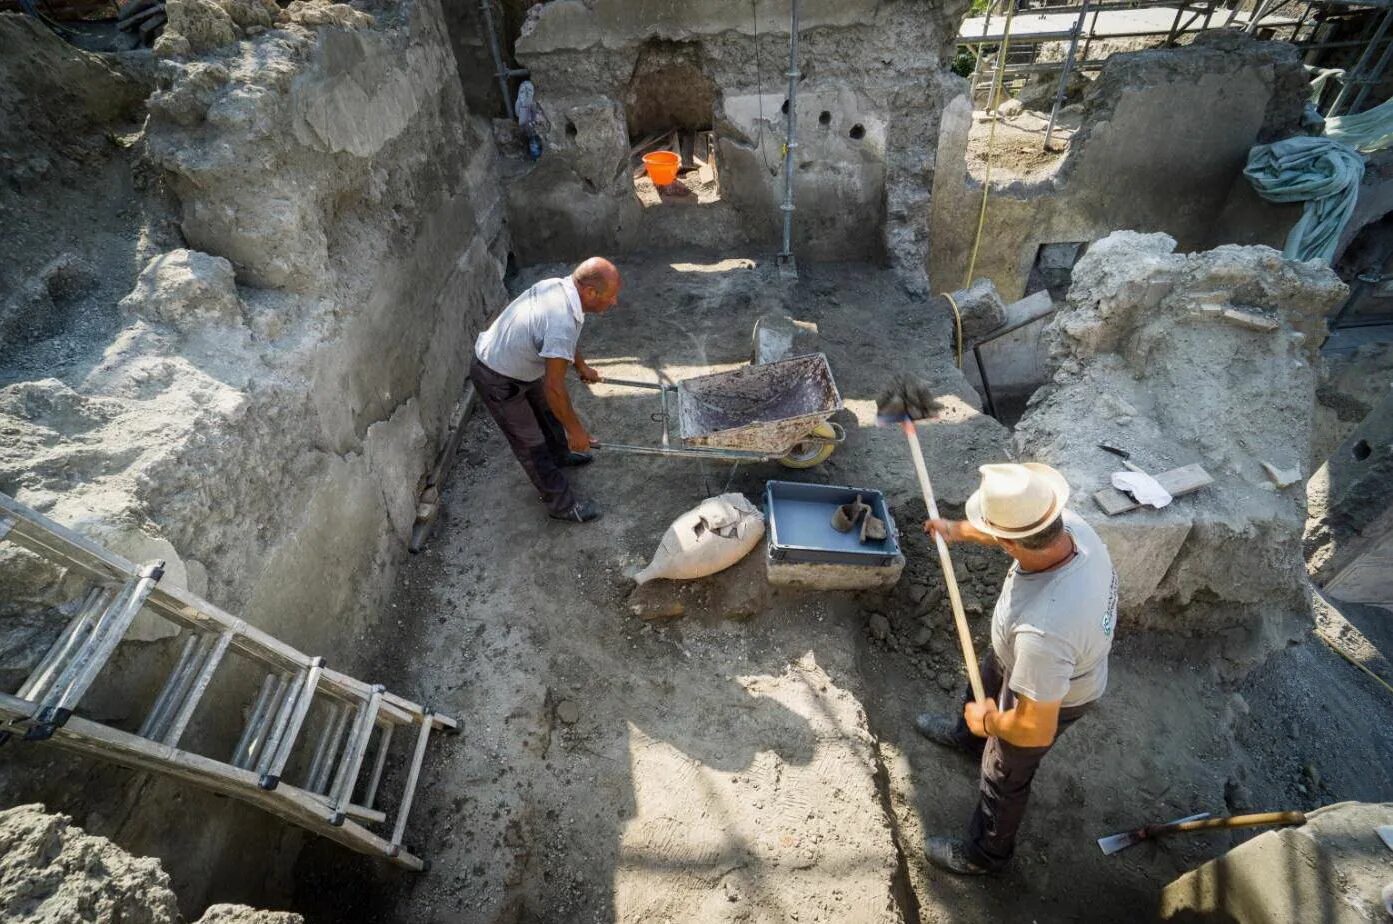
593, 352, 846, 469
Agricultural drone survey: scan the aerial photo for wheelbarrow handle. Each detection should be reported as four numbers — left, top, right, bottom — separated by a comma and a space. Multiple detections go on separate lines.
594, 377, 675, 391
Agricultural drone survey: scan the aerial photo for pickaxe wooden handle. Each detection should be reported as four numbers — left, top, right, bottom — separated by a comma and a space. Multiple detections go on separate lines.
901, 420, 986, 703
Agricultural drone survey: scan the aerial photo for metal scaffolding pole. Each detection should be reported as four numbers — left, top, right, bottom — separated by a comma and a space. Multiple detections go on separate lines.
1044, 0, 1089, 148
778, 0, 801, 274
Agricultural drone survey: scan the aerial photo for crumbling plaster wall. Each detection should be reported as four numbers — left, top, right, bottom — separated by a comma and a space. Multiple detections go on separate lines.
929, 32, 1308, 301
1015, 232, 1346, 661
1, 0, 506, 909
1307, 390, 1393, 604
502, 0, 966, 289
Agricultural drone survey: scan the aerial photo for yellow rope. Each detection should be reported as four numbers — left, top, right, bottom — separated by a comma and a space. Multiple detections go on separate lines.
1318, 631, 1393, 700
963, 0, 1018, 289
943, 291, 964, 369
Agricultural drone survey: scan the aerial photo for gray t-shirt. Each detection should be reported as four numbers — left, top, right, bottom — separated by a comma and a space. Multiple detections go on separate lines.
474, 276, 583, 382
990, 510, 1118, 708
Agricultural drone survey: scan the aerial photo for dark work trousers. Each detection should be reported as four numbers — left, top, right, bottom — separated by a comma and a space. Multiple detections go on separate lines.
949, 651, 1093, 871
469, 357, 577, 515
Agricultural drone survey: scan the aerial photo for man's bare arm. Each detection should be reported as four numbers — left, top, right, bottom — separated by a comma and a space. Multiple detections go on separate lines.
543, 357, 594, 451
964, 693, 1061, 748
574, 349, 601, 383
925, 518, 1000, 547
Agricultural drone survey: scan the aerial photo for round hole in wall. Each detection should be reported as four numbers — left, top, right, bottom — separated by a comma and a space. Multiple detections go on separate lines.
781, 98, 790, 114
819, 110, 831, 126
565, 121, 578, 138
849, 123, 866, 140
1352, 438, 1372, 461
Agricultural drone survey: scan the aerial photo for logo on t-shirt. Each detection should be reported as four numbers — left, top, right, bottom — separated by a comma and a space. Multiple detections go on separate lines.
1102, 570, 1119, 637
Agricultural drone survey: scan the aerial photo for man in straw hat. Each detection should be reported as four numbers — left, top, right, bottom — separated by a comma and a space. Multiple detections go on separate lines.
916, 462, 1118, 875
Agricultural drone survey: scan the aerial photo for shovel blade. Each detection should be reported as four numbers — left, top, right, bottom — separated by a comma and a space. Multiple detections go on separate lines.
1096, 832, 1139, 855
1097, 812, 1212, 856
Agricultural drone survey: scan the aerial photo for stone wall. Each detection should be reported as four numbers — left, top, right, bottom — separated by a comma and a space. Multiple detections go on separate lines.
1, 803, 302, 923
498, 0, 967, 290
929, 31, 1308, 301
1013, 232, 1345, 663
1307, 390, 1393, 605
0, 0, 506, 910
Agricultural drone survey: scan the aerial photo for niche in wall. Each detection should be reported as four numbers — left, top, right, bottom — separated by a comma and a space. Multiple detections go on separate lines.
1025, 241, 1087, 299
625, 39, 722, 206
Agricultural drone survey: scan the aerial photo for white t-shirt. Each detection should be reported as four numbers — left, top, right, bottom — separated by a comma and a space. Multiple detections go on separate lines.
990, 510, 1118, 708
474, 276, 584, 382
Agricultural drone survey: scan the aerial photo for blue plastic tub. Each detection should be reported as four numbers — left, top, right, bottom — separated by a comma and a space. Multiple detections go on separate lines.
764, 480, 902, 567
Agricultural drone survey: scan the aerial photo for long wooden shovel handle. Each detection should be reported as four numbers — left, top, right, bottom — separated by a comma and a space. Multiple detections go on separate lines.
1164, 811, 1306, 835
902, 421, 987, 703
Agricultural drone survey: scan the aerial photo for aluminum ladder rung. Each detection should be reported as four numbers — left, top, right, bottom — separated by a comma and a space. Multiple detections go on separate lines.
17, 586, 112, 702
26, 562, 165, 740
138, 628, 234, 747
232, 674, 286, 769
257, 658, 324, 790
389, 712, 438, 857
306, 703, 351, 795
139, 631, 204, 739
361, 723, 393, 810
328, 687, 383, 826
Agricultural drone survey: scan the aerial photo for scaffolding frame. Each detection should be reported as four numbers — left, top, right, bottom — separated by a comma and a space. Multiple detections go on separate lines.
960, 0, 1393, 126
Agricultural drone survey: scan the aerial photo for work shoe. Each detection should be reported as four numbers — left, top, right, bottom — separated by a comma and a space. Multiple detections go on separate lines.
914, 713, 974, 754
549, 499, 601, 523
557, 451, 594, 467
924, 837, 990, 876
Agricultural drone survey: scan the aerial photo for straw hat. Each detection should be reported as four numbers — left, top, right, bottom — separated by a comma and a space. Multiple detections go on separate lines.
964, 463, 1071, 540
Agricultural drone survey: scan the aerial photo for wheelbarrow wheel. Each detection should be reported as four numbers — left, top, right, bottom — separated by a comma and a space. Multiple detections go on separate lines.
779, 423, 838, 469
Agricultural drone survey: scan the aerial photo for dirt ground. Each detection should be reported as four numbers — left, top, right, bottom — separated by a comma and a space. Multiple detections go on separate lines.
288, 255, 1393, 923
966, 109, 1080, 183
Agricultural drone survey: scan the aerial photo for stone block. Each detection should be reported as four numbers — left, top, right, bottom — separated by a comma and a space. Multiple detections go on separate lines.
1087, 511, 1191, 613
948, 278, 1008, 342
1159, 801, 1393, 923
751, 314, 819, 365
766, 550, 904, 592
119, 250, 243, 329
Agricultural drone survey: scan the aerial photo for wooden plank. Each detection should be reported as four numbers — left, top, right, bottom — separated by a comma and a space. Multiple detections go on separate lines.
1092, 463, 1214, 516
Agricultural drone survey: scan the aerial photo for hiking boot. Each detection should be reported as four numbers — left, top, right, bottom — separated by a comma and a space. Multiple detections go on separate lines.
914, 713, 974, 754
925, 837, 990, 876
549, 499, 601, 523
557, 451, 594, 467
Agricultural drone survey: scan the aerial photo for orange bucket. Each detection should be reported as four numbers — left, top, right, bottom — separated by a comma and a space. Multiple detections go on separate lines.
642, 151, 680, 186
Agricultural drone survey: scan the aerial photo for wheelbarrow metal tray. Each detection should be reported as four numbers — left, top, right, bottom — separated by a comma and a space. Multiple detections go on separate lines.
764, 480, 902, 567
676, 353, 842, 454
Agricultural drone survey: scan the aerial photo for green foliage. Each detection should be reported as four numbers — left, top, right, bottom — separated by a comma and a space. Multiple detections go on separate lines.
952, 48, 976, 79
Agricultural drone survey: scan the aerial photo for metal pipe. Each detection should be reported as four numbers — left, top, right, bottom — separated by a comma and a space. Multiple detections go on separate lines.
592, 442, 772, 461
973, 344, 999, 420
479, 0, 514, 120
1044, 0, 1088, 148
779, 0, 801, 261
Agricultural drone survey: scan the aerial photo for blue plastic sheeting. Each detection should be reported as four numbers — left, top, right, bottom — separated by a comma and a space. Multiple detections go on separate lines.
1325, 97, 1393, 154
1244, 136, 1364, 264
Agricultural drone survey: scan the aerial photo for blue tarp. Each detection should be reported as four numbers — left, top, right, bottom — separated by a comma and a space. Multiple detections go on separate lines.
1325, 97, 1393, 154
1244, 136, 1364, 264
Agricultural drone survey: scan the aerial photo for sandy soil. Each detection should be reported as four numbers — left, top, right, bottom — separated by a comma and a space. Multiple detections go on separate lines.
288, 255, 1393, 923
966, 109, 1081, 184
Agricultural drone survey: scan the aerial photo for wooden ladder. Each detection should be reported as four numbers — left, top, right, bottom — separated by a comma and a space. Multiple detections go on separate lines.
0, 492, 455, 871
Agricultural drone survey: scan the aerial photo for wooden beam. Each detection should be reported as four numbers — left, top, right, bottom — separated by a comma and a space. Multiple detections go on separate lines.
1093, 463, 1214, 516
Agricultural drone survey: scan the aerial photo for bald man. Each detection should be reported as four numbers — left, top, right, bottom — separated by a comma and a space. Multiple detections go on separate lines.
470, 258, 621, 522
